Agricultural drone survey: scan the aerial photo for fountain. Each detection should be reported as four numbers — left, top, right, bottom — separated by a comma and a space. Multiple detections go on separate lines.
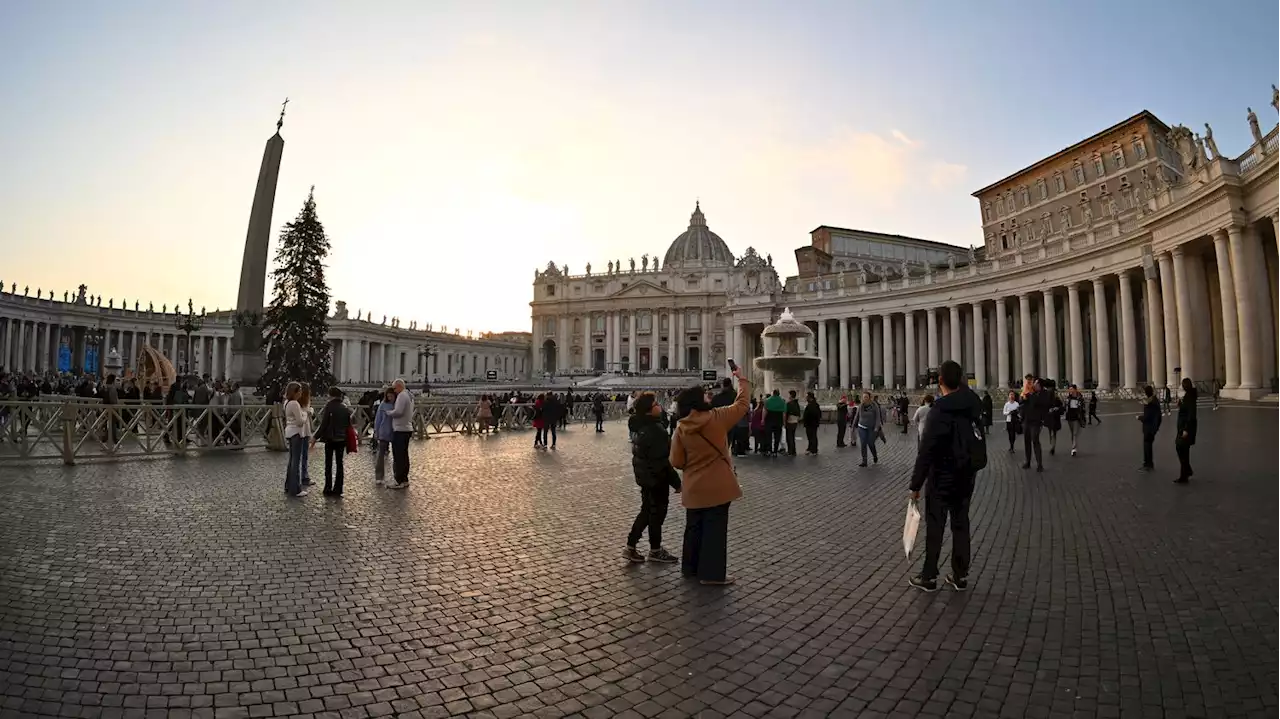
754, 308, 821, 397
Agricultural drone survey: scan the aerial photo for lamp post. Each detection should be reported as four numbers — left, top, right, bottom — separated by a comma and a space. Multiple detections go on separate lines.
416, 344, 437, 394
173, 299, 205, 377
85, 326, 104, 376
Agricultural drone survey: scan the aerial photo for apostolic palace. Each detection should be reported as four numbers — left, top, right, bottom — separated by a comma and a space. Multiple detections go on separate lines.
531, 101, 1280, 400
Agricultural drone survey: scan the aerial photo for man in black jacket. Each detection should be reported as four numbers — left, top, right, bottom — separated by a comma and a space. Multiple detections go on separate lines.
1174, 378, 1197, 484
802, 392, 822, 454
784, 390, 802, 455
1020, 378, 1050, 472
909, 360, 980, 593
543, 392, 563, 448
1137, 385, 1162, 471
624, 392, 681, 564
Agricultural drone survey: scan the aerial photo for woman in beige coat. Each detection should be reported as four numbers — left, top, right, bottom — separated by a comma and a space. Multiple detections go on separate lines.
670, 369, 750, 585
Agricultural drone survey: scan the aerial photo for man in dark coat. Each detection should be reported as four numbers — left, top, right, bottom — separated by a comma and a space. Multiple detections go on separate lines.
909, 360, 982, 593
802, 392, 822, 454
1138, 385, 1162, 471
1174, 378, 1197, 483
542, 392, 563, 448
624, 392, 681, 563
1019, 378, 1051, 472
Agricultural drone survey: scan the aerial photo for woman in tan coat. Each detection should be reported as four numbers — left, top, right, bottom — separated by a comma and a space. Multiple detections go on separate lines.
670, 369, 750, 585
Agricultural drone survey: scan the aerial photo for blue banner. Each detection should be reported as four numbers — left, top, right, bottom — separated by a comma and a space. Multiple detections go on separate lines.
85, 346, 99, 374
58, 344, 71, 373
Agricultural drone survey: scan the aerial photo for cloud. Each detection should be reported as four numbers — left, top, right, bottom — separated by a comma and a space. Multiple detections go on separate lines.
928, 161, 969, 188
890, 129, 918, 147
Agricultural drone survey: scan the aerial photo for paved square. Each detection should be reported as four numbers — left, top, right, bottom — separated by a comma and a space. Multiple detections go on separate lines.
1, 403, 1276, 719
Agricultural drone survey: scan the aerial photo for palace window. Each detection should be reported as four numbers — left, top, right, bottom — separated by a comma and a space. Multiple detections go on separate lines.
1092, 154, 1105, 177
573, 317, 581, 333
686, 312, 700, 329
545, 284, 556, 297
1132, 136, 1147, 160
1036, 179, 1047, 201
1053, 172, 1065, 193
1018, 186, 1030, 207
1112, 145, 1125, 169
621, 315, 630, 333
1073, 163, 1086, 185
639, 312, 652, 331
661, 314, 669, 331
593, 315, 605, 332
543, 318, 556, 335
983, 202, 993, 221
995, 198, 1005, 216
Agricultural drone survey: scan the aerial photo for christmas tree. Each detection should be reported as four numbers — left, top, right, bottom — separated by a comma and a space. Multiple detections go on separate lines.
257, 187, 335, 399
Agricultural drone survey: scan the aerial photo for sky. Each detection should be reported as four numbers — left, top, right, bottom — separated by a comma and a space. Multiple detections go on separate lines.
1, 1, 1276, 334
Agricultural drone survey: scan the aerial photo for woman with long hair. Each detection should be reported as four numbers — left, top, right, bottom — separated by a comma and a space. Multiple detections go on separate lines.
1002, 391, 1021, 454
1174, 377, 1197, 483
477, 394, 493, 435
282, 382, 308, 497
669, 369, 750, 585
532, 393, 546, 449
298, 383, 314, 486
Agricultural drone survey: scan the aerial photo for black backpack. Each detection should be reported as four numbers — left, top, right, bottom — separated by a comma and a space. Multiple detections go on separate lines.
951, 413, 988, 474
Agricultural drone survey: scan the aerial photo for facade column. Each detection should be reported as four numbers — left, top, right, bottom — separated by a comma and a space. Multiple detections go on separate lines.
838, 318, 850, 389
926, 308, 938, 370
904, 312, 917, 390
1146, 274, 1166, 389
1018, 293, 1034, 378
859, 317, 872, 389
651, 311, 660, 373
701, 310, 711, 370
949, 305, 962, 363
971, 303, 986, 389
1092, 278, 1113, 390
628, 311, 638, 371
817, 319, 828, 388
1158, 253, 1181, 388
1227, 226, 1260, 388
1117, 270, 1139, 389
1243, 225, 1275, 391
995, 298, 1009, 389
1067, 284, 1085, 387
1212, 230, 1242, 388
674, 311, 684, 370
882, 314, 893, 389
1171, 248, 1194, 381
1043, 290, 1059, 383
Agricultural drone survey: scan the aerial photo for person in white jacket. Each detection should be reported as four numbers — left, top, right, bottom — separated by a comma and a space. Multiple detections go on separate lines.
282, 382, 309, 497
1001, 392, 1021, 454
911, 394, 934, 444
386, 378, 414, 489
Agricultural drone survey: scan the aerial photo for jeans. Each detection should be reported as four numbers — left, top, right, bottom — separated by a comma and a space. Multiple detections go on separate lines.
1006, 423, 1018, 451
547, 423, 558, 447
683, 503, 730, 582
391, 431, 411, 484
1068, 419, 1081, 449
535, 426, 546, 445
1142, 432, 1155, 468
857, 426, 878, 463
285, 435, 305, 495
836, 420, 847, 447
784, 423, 798, 455
804, 425, 818, 453
1023, 421, 1043, 467
767, 422, 782, 453
595, 415, 604, 431
374, 439, 390, 483
627, 484, 670, 549
921, 492, 971, 582
301, 439, 312, 483
1175, 437, 1193, 479
324, 440, 345, 494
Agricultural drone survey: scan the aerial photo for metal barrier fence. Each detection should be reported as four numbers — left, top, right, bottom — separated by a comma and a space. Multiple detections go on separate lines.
0, 400, 629, 464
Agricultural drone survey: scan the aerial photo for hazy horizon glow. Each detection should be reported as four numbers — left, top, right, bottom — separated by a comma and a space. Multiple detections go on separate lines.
1, 0, 1275, 333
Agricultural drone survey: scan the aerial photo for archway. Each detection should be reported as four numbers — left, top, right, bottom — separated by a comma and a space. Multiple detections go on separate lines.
592, 348, 606, 371
542, 339, 557, 374
660, 355, 669, 370
639, 348, 651, 372
687, 346, 701, 370
621, 355, 630, 372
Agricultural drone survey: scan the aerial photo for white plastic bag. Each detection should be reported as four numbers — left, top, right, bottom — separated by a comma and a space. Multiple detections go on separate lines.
903, 498, 922, 558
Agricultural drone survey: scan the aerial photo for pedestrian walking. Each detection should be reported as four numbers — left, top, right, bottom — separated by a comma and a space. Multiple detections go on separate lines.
835, 395, 849, 448
313, 386, 353, 497
1174, 377, 1197, 483
1088, 390, 1101, 424
593, 394, 605, 432
749, 399, 767, 454
624, 392, 682, 564
532, 393, 547, 449
1137, 385, 1162, 471
980, 390, 994, 438
909, 360, 983, 593
1020, 378, 1049, 472
1002, 391, 1021, 453
898, 394, 910, 434
1064, 384, 1084, 455
670, 368, 750, 585
802, 391, 821, 454
282, 382, 308, 497
373, 388, 395, 486
544, 392, 562, 449
853, 391, 880, 466
477, 394, 493, 434
1162, 385, 1172, 415
911, 394, 934, 444
387, 378, 414, 488
1045, 384, 1063, 455
1212, 379, 1221, 410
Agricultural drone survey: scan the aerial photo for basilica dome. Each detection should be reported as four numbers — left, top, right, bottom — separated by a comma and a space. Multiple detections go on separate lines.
663, 202, 734, 268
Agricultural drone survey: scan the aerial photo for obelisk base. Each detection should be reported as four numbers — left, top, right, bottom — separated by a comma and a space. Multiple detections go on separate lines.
229, 324, 265, 390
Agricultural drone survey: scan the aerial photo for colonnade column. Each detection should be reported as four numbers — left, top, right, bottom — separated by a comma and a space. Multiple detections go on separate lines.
1211, 230, 1242, 388
949, 305, 962, 364
904, 312, 917, 390
1117, 270, 1139, 390
995, 298, 1009, 388
838, 318, 850, 388
817, 320, 828, 388
1043, 290, 1059, 383
859, 317, 872, 389
1092, 278, 1112, 390
1067, 284, 1085, 387
926, 309, 938, 371
628, 312, 638, 371
1145, 273, 1166, 389
1243, 225, 1275, 392
651, 312, 660, 372
701, 310, 711, 370
1227, 226, 1260, 388
1018, 293, 1033, 378
882, 315, 893, 389
1158, 253, 1181, 387
673, 312, 683, 370
971, 303, 986, 389
1171, 248, 1194, 381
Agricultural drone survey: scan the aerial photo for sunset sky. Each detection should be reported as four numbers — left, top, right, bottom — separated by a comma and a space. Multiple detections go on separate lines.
1, 0, 1276, 334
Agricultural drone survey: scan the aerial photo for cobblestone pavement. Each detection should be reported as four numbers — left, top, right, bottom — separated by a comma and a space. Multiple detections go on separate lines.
1, 404, 1276, 719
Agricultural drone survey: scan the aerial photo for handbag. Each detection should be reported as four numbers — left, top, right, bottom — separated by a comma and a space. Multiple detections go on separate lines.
345, 425, 359, 454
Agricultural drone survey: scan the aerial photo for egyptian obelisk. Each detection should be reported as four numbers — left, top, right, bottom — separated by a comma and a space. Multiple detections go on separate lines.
229, 100, 287, 387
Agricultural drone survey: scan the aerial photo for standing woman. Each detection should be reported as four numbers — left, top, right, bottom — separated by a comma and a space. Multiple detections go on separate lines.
282, 382, 308, 497
477, 394, 493, 435
1064, 384, 1084, 456
980, 391, 994, 437
298, 383, 314, 487
532, 393, 546, 449
853, 392, 880, 466
1045, 388, 1063, 455
911, 394, 934, 444
750, 398, 767, 454
1002, 391, 1021, 453
313, 386, 353, 497
670, 368, 749, 585
835, 395, 849, 448
1174, 377, 1197, 483
373, 388, 396, 486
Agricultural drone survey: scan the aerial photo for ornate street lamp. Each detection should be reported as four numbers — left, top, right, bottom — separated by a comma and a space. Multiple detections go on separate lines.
173, 299, 205, 376
416, 344, 437, 394
85, 326, 105, 376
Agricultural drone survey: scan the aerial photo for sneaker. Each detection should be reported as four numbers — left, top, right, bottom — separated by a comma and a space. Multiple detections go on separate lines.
699, 576, 736, 586
1071, 448, 1077, 456
295, 490, 309, 497
648, 547, 678, 563
944, 574, 968, 591
908, 575, 938, 592
624, 546, 646, 563
388, 482, 407, 490
858, 462, 867, 467
1173, 477, 1189, 484
302, 479, 312, 486
375, 480, 384, 487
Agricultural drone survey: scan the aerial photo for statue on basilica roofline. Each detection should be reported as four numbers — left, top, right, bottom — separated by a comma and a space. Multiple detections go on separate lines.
1203, 123, 1219, 160
900, 260, 909, 278
654, 254, 660, 271
585, 262, 592, 275
947, 255, 956, 271
629, 257, 635, 272
63, 291, 69, 303
641, 254, 649, 271
1247, 107, 1263, 146
607, 260, 613, 274
766, 254, 772, 266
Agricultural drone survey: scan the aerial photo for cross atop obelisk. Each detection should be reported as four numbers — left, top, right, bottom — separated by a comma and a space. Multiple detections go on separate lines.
229, 103, 288, 387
